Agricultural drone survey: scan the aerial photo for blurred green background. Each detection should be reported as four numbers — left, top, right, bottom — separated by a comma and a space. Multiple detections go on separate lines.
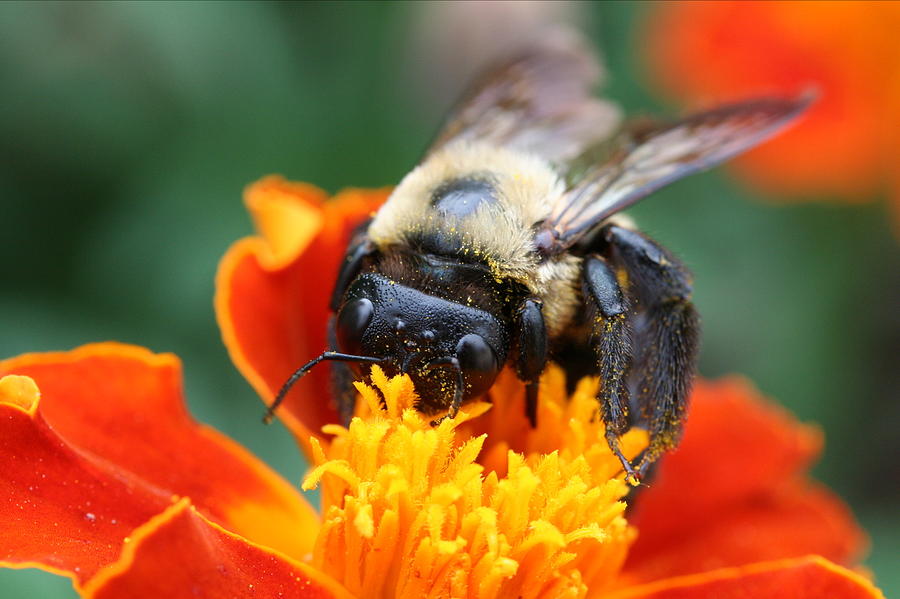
1, 2, 897, 597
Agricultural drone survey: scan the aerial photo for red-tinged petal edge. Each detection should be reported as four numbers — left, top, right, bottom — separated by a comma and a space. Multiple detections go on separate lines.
608, 555, 884, 599
623, 481, 866, 585
0, 372, 171, 583
244, 177, 330, 272
215, 177, 388, 458
82, 498, 352, 599
0, 343, 319, 582
631, 377, 823, 534
624, 377, 867, 583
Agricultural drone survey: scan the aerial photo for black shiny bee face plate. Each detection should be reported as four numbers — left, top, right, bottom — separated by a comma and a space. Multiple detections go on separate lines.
336, 272, 508, 413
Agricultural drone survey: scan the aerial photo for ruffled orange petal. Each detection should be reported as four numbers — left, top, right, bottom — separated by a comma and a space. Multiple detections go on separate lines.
0, 373, 170, 583
628, 377, 820, 538
216, 176, 388, 456
624, 377, 866, 582
623, 482, 865, 585
0, 343, 318, 569
609, 556, 883, 599
82, 499, 352, 599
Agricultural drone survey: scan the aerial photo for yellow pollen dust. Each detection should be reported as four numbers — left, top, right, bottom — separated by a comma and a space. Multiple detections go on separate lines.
303, 366, 647, 599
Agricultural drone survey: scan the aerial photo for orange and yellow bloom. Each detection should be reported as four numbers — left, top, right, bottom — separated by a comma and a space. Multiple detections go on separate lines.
641, 1, 900, 225
0, 179, 886, 597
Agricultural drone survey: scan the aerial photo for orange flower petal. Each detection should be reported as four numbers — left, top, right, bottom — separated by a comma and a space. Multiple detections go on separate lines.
642, 1, 889, 198
0, 343, 318, 565
83, 499, 352, 599
0, 373, 170, 583
245, 177, 330, 271
609, 556, 884, 599
624, 377, 866, 582
628, 377, 820, 537
216, 177, 388, 456
623, 482, 865, 585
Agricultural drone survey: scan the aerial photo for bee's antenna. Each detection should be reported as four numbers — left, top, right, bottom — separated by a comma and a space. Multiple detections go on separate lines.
263, 351, 383, 424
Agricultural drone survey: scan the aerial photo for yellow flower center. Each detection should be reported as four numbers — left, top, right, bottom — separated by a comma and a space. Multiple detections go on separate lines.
303, 366, 647, 599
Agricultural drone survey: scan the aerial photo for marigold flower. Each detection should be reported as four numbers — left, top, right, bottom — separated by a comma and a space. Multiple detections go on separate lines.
641, 1, 900, 224
0, 179, 885, 597
0, 344, 882, 598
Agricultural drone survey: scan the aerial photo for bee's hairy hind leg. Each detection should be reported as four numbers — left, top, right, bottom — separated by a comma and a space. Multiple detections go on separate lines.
602, 225, 700, 476
514, 298, 548, 427
328, 314, 359, 426
582, 254, 637, 483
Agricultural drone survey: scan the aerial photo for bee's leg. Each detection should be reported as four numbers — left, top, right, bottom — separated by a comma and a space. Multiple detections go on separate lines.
514, 298, 548, 427
602, 224, 700, 476
328, 314, 359, 426
582, 254, 637, 483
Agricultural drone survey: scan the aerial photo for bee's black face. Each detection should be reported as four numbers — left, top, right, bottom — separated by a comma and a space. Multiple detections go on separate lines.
335, 273, 508, 414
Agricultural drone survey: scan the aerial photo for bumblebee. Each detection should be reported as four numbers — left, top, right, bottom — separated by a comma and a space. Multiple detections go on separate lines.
265, 32, 810, 481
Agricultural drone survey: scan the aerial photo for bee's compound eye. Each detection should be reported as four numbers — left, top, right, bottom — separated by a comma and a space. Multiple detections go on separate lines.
455, 334, 498, 397
336, 298, 374, 355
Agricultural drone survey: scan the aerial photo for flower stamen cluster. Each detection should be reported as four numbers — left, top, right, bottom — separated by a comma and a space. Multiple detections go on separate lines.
303, 367, 640, 598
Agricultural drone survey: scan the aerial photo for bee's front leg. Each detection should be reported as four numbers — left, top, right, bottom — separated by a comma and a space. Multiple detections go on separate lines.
603, 224, 700, 477
582, 254, 638, 483
513, 298, 548, 427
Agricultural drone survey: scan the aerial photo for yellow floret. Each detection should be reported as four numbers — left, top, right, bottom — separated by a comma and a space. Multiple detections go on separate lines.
303, 366, 647, 599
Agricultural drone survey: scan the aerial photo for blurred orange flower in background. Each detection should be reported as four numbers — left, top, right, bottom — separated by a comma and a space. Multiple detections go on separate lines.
642, 1, 900, 224
0, 179, 885, 597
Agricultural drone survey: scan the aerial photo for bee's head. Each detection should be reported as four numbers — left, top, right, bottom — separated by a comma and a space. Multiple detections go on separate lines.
335, 273, 508, 414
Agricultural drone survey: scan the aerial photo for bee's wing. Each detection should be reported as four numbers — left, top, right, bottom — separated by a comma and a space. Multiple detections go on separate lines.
542, 95, 814, 253
428, 30, 622, 164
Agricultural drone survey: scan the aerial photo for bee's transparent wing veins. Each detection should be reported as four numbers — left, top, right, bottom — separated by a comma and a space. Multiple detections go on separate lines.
542, 95, 815, 253
428, 29, 622, 165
